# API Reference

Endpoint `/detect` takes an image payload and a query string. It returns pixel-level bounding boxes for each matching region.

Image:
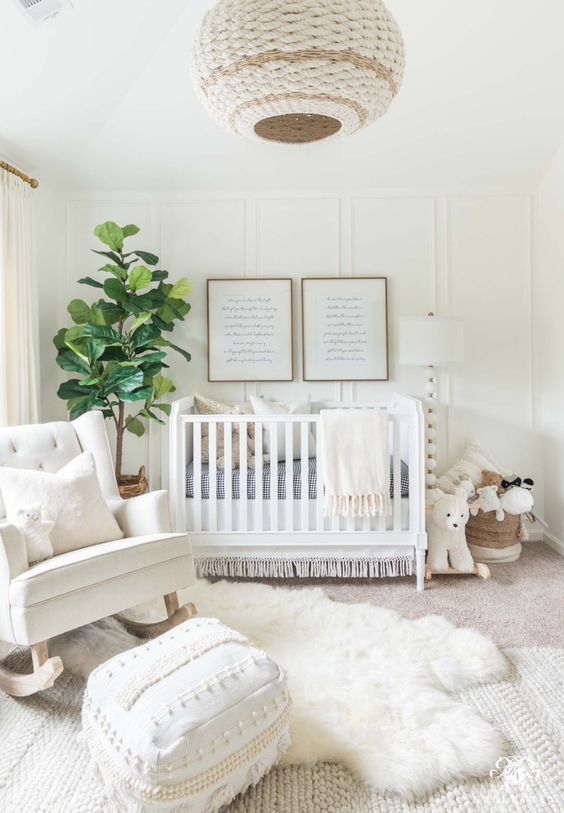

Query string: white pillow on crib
[249,396,316,461]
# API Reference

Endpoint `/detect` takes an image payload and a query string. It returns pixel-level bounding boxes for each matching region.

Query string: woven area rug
[0,648,562,812]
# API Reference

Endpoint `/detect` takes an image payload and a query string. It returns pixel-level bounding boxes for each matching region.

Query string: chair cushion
[10,532,188,607]
[0,421,82,517]
[0,451,123,555]
[82,618,290,812]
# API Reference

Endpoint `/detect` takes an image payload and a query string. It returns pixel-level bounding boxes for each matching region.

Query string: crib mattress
[185,458,409,500]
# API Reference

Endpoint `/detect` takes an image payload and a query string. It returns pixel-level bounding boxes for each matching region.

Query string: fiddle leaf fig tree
[54,221,191,479]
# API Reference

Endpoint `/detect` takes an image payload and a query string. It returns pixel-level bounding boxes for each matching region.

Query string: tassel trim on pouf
[195,554,414,579]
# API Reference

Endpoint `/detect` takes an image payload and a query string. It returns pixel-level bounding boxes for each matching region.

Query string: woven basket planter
[191,0,405,143]
[117,465,148,500]
[466,511,523,563]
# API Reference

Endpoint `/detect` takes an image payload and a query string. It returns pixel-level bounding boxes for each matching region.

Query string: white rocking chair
[0,411,195,697]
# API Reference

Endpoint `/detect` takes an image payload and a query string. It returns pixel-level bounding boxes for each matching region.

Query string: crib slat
[239,420,247,532]
[208,422,217,532]
[393,419,402,531]
[300,421,309,531]
[270,423,278,532]
[285,422,293,531]
[408,416,419,531]
[316,421,324,531]
[223,421,232,531]
[193,423,202,532]
[255,421,263,531]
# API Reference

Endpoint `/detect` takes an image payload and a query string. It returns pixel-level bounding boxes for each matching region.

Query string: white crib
[170,395,427,590]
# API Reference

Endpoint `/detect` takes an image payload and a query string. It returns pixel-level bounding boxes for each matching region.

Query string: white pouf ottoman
[82,617,290,813]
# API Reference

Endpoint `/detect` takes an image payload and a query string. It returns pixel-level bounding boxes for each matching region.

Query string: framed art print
[301,277,388,381]
[207,278,293,382]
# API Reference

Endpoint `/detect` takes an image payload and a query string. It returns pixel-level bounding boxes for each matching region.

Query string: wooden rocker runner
[115,593,198,639]
[425,563,491,581]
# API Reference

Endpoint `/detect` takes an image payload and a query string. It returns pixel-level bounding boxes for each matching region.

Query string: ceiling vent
[14,0,73,25]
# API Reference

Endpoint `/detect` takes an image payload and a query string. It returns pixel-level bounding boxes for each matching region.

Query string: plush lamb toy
[470,485,501,517]
[15,505,54,565]
[426,488,474,573]
[497,485,534,521]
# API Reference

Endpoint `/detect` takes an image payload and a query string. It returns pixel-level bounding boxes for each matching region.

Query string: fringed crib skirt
[196,554,414,580]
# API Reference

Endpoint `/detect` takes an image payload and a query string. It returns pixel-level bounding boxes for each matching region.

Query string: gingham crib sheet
[185,458,409,500]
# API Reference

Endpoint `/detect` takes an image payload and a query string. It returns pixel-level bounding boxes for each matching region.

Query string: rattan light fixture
[190,0,405,144]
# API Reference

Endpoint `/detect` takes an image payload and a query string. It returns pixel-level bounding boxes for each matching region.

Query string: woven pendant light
[191,0,405,144]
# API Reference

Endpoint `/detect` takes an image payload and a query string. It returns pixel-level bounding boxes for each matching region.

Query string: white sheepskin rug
[51,580,508,799]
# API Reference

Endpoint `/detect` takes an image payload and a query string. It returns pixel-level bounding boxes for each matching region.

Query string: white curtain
[0,167,39,425]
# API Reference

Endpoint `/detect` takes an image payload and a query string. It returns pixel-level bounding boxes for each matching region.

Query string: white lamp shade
[398,316,464,366]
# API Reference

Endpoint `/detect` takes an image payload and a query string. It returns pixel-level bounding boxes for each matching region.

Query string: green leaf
[119,385,153,402]
[82,325,123,343]
[135,351,166,363]
[103,278,127,303]
[92,249,124,266]
[104,366,143,394]
[67,299,92,325]
[151,270,169,282]
[68,397,97,420]
[56,349,91,375]
[131,323,161,350]
[53,328,68,350]
[99,263,127,281]
[129,312,152,334]
[78,276,104,289]
[168,342,191,362]
[129,250,159,266]
[169,277,191,299]
[94,221,124,252]
[64,340,89,365]
[96,301,125,324]
[58,379,94,400]
[154,402,172,416]
[121,224,140,238]
[86,304,104,326]
[125,416,145,436]
[151,314,174,332]
[153,375,175,399]
[128,265,152,292]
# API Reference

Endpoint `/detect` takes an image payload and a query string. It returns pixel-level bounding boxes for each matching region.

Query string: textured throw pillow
[249,396,316,461]
[436,442,512,494]
[0,451,124,555]
[194,394,256,468]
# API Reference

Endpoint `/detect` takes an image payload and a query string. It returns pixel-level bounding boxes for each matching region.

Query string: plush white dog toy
[426,488,474,573]
[15,505,54,565]
[470,485,501,517]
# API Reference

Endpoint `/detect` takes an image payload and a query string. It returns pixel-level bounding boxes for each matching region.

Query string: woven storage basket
[117,465,148,500]
[466,511,521,550]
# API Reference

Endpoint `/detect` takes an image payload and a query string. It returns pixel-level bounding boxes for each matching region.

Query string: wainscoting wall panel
[44,192,534,495]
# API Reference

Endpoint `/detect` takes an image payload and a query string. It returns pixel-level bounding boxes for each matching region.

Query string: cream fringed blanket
[321,408,390,518]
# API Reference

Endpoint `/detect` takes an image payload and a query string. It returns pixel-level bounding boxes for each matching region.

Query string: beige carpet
[230,541,564,648]
[0,648,562,812]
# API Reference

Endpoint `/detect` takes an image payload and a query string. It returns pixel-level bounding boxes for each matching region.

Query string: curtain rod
[0,160,39,189]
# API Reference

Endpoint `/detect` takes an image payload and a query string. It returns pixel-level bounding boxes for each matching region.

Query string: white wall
[36,191,535,496]
[534,145,564,554]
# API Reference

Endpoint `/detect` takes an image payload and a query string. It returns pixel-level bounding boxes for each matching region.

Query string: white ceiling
[1,0,564,192]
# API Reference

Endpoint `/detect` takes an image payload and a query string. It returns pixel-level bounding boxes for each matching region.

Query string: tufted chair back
[0,411,120,517]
